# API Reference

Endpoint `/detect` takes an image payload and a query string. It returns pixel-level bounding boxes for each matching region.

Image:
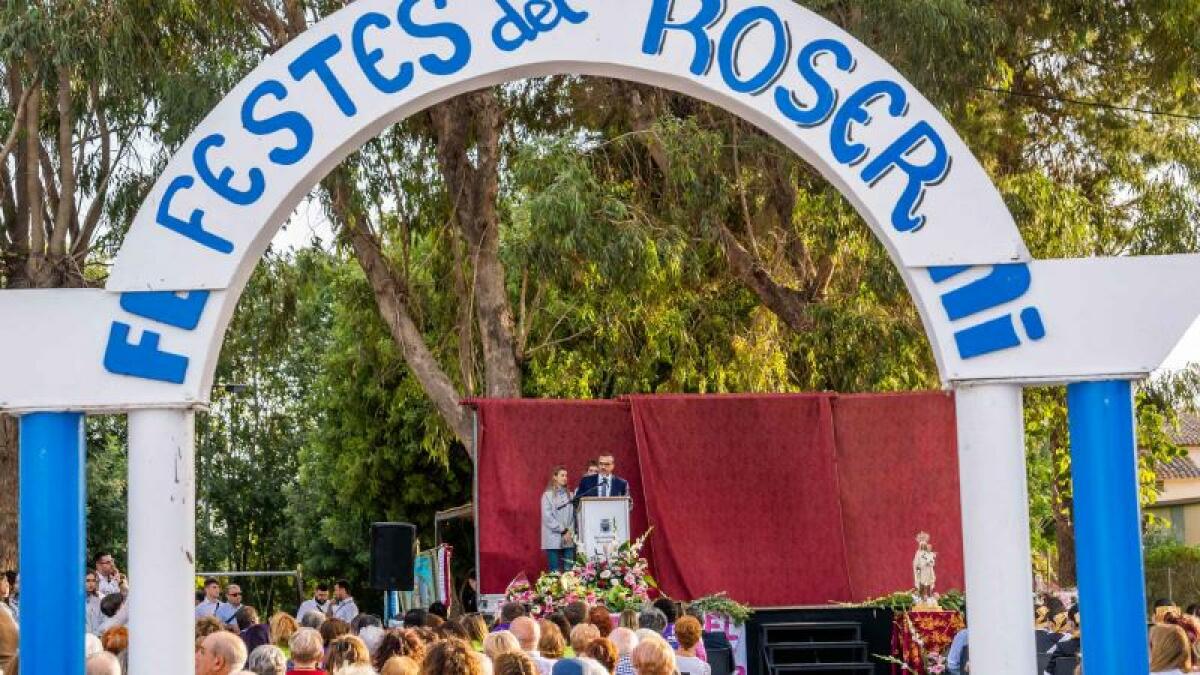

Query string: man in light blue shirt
[194,577,234,621]
[947,625,969,675]
[297,583,331,620]
[330,579,359,622]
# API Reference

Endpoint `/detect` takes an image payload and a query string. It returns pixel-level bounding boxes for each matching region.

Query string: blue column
[1067,380,1148,674]
[19,412,86,675]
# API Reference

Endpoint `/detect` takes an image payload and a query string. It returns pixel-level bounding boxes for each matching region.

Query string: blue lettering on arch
[241,80,313,167]
[399,0,472,76]
[352,12,416,94]
[775,38,855,127]
[194,134,265,206]
[829,80,908,166]
[862,121,951,233]
[928,264,1045,360]
[120,291,211,331]
[641,0,726,76]
[289,34,357,117]
[716,5,790,95]
[156,175,234,254]
[103,324,190,384]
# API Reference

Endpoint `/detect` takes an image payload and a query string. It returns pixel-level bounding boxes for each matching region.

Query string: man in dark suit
[575,454,629,499]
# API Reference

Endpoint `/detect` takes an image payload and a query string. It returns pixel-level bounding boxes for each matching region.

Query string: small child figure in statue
[913,532,940,609]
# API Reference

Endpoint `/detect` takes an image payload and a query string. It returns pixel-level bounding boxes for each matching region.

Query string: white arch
[101,0,1032,399]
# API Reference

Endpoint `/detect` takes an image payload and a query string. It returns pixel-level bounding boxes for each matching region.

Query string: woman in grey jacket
[542,465,576,572]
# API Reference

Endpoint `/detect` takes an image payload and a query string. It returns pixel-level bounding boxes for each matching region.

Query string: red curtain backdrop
[628,394,852,607]
[832,392,965,599]
[472,400,650,594]
[471,393,964,606]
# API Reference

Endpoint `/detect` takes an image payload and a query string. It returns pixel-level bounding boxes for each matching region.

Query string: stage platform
[745,606,895,675]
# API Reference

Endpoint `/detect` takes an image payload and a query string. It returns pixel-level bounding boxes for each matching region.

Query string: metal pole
[1067,380,1148,675]
[954,383,1037,674]
[19,412,85,675]
[128,409,196,675]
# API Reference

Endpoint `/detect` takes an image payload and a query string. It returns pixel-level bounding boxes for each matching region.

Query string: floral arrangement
[506,529,657,616]
[688,592,754,625]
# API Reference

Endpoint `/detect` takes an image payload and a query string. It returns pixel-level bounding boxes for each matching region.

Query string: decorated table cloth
[890,610,965,674]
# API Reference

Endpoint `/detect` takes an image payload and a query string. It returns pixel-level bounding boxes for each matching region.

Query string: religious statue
[913,532,939,609]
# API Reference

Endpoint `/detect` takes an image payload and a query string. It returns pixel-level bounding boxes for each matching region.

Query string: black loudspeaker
[370,522,416,591]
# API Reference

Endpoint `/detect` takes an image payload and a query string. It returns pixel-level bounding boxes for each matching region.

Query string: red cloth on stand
[472,400,650,594]
[628,394,853,606]
[832,393,965,598]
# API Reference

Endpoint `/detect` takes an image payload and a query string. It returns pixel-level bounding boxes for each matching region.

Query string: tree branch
[0,85,31,170]
[50,66,74,256]
[717,222,813,333]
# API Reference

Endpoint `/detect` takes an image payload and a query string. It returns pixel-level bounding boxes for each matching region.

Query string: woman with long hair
[1150,623,1192,674]
[541,465,576,572]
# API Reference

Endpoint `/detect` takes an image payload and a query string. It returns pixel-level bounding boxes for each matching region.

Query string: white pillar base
[128,409,196,675]
[954,383,1036,674]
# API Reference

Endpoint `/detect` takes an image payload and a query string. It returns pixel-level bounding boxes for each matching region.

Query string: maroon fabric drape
[628,394,853,606]
[472,393,964,605]
[833,393,965,599]
[472,400,650,593]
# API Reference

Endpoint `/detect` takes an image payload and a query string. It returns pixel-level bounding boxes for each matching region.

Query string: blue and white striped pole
[1068,380,1148,675]
[19,412,86,675]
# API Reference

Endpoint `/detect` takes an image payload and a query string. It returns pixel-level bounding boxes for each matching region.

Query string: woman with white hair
[288,627,325,674]
[246,644,287,675]
[608,628,639,675]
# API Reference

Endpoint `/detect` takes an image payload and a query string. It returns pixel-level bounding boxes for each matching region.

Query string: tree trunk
[0,414,16,571]
[428,92,522,398]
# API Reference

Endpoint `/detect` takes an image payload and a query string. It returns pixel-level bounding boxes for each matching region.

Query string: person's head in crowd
[462,614,489,645]
[234,605,260,632]
[288,628,325,669]
[597,454,615,477]
[321,618,352,645]
[86,651,122,675]
[631,636,675,675]
[563,601,589,627]
[483,630,522,660]
[511,616,541,652]
[300,610,326,629]
[499,602,526,625]
[412,626,439,646]
[494,651,539,675]
[609,628,638,657]
[326,634,371,672]
[335,666,379,675]
[225,584,243,606]
[425,613,446,629]
[351,613,382,633]
[634,629,665,645]
[586,606,613,637]
[1150,623,1193,672]
[94,552,115,576]
[375,628,424,669]
[583,637,618,674]
[1154,598,1180,625]
[201,577,221,603]
[674,616,702,655]
[334,579,352,601]
[637,608,667,634]
[617,609,638,630]
[195,630,249,675]
[196,616,226,646]
[429,601,449,620]
[546,613,573,646]
[473,651,494,675]
[86,570,99,597]
[100,592,125,618]
[651,599,677,627]
[313,583,331,605]
[683,603,705,624]
[439,620,470,642]
[421,638,484,675]
[382,655,421,675]
[584,459,600,477]
[102,626,129,654]
[403,609,428,628]
[268,612,298,649]
[360,625,386,656]
[569,623,600,656]
[85,633,104,657]
[538,619,566,659]
[246,644,287,675]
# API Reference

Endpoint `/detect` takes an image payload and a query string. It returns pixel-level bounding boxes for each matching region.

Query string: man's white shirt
[194,598,236,623]
[330,597,359,622]
[297,598,329,620]
[96,573,122,596]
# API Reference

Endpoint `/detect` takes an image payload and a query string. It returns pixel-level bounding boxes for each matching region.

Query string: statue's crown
[916,531,931,545]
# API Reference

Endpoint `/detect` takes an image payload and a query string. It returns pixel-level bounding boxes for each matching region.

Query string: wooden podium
[576,497,631,559]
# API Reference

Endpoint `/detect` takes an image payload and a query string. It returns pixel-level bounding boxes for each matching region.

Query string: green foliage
[1145,538,1200,609]
[688,593,754,625]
